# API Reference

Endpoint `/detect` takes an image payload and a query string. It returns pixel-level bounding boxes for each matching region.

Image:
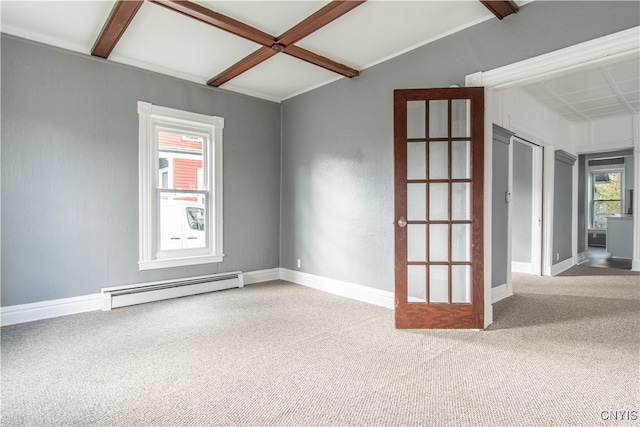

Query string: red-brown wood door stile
[394,88,484,329]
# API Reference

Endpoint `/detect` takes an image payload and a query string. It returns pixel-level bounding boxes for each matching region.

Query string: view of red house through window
[157,131,207,251]
[158,131,204,202]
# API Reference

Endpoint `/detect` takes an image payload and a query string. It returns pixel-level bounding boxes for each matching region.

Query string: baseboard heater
[101,271,243,311]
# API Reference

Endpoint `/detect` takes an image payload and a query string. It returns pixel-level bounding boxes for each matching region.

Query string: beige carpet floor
[2,266,639,426]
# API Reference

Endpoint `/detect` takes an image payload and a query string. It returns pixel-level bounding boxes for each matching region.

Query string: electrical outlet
[297,259,301,269]
[556,253,560,261]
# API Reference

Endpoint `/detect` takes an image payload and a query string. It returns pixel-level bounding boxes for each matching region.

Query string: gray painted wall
[281,1,639,291]
[512,141,534,263]
[1,35,281,306]
[553,151,577,265]
[492,126,513,288]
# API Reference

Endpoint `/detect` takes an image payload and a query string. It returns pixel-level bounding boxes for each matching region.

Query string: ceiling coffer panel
[142,0,364,86]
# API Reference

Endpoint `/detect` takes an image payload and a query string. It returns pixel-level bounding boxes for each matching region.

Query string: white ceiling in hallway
[519,56,640,122]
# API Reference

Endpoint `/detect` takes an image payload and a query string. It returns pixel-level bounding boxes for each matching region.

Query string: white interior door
[511,137,543,275]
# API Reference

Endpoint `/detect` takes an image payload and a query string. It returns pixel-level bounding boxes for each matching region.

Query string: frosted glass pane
[429,100,448,138]
[407,224,426,262]
[429,265,449,303]
[451,141,470,179]
[429,224,448,262]
[407,184,426,221]
[452,224,470,262]
[429,183,449,220]
[407,265,427,303]
[407,142,426,180]
[429,142,448,179]
[452,266,471,303]
[451,183,470,221]
[407,101,426,138]
[452,100,470,138]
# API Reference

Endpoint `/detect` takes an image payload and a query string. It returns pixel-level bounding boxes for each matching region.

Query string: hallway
[584,246,632,270]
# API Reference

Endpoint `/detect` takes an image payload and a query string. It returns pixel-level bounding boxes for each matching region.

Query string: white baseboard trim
[243,268,281,285]
[491,283,513,304]
[550,257,575,276]
[1,294,102,327]
[280,268,394,309]
[511,262,533,274]
[1,268,282,326]
[576,252,589,265]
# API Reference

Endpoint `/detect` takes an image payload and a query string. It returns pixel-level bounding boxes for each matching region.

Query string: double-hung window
[590,170,623,229]
[138,101,224,270]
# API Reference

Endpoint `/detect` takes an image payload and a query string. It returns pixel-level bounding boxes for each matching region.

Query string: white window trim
[138,101,224,270]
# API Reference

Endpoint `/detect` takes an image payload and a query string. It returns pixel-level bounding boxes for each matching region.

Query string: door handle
[170,237,181,240]
[398,217,407,228]
[187,237,197,240]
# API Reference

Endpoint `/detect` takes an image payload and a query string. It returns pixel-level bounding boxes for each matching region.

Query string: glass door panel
[429,224,448,262]
[452,266,471,303]
[407,142,426,180]
[407,184,426,221]
[429,183,449,220]
[451,183,470,221]
[429,266,449,303]
[451,141,470,179]
[407,101,426,138]
[407,224,426,262]
[452,99,470,138]
[429,142,448,179]
[429,100,448,138]
[407,265,427,303]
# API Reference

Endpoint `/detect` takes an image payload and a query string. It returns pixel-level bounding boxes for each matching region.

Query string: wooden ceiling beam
[278,0,367,46]
[91,0,144,58]
[284,45,359,78]
[207,47,278,87]
[480,1,519,20]
[149,0,276,47]
[151,0,364,87]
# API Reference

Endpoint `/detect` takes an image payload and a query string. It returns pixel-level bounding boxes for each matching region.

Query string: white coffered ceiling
[1,0,524,102]
[1,0,638,123]
[520,56,640,122]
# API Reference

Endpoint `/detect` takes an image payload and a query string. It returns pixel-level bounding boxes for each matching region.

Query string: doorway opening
[510,137,544,276]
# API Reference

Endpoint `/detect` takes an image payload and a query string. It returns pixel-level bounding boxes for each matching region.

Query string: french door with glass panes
[394,88,484,329]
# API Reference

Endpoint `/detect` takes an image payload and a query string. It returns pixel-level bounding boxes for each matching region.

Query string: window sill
[139,254,224,271]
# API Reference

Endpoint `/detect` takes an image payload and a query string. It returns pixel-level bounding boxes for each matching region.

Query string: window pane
[592,171,622,228]
[159,192,206,250]
[593,172,621,200]
[158,131,204,190]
